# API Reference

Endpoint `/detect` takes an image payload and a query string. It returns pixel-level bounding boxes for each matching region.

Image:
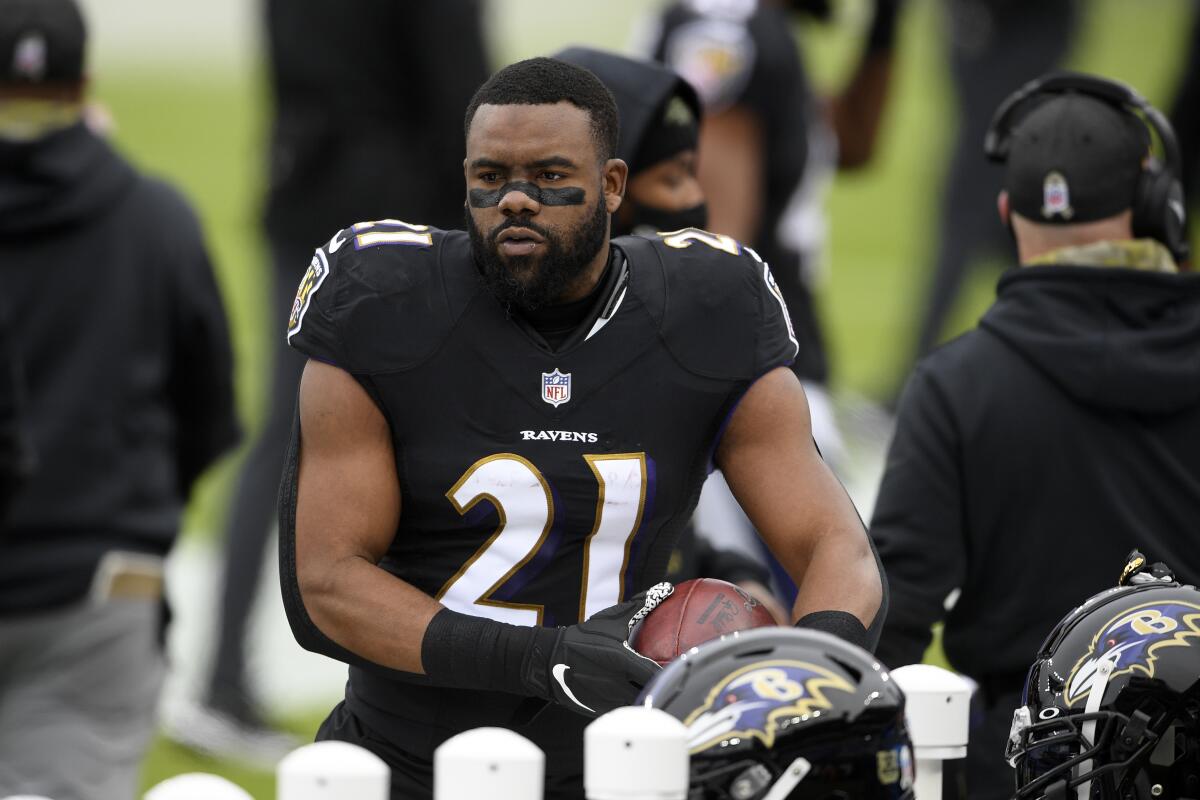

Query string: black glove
[421,582,674,717]
[522,583,673,716]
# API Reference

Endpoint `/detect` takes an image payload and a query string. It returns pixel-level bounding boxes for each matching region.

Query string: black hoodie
[0,124,240,613]
[871,264,1200,680]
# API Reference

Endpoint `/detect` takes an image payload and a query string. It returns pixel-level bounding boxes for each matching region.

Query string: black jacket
[872,265,1200,680]
[0,124,240,613]
[0,304,33,518]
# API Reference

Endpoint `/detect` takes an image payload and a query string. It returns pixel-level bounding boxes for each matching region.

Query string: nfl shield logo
[13,33,47,82]
[542,369,572,408]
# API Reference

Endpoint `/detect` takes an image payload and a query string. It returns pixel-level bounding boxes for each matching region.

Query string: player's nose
[498,185,541,217]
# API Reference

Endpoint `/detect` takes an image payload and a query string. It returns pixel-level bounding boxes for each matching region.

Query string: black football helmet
[638,627,914,800]
[1007,582,1200,799]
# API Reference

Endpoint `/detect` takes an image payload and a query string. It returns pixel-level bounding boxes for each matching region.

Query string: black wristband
[420,608,558,697]
[795,610,871,652]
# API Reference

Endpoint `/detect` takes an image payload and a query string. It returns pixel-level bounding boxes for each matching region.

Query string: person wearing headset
[868,72,1200,799]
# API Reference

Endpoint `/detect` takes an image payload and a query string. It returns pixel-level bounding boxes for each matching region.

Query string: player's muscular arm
[829,0,900,168]
[294,359,440,674]
[716,367,883,638]
[697,106,764,243]
[828,52,894,169]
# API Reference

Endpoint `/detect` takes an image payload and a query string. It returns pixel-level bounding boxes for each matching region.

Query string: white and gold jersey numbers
[439,452,649,626]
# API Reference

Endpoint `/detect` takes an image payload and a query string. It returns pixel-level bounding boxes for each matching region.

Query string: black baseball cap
[0,0,86,85]
[1005,92,1149,224]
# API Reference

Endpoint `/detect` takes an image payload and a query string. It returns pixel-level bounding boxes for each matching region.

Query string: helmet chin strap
[760,757,812,800]
[1077,659,1115,800]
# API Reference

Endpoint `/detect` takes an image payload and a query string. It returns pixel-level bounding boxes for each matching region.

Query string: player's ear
[997,190,1010,227]
[603,158,628,215]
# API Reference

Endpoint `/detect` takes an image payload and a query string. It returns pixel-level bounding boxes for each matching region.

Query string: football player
[279,57,884,799]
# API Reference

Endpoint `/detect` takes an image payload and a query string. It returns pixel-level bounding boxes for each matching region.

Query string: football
[632,577,779,666]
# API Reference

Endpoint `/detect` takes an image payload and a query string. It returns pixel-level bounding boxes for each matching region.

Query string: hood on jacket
[553,46,702,168]
[980,265,1200,415]
[0,122,134,238]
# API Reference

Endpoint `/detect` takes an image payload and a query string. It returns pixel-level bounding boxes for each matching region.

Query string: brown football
[632,577,779,666]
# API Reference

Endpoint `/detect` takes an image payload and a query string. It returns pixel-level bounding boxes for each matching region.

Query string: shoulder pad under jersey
[617,229,798,381]
[660,6,758,111]
[286,222,472,373]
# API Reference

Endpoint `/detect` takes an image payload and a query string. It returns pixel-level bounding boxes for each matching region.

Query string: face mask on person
[622,200,708,238]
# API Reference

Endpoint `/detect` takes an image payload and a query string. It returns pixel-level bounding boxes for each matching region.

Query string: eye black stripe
[468,182,586,208]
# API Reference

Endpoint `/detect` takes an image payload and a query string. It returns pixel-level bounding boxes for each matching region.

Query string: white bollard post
[891,664,973,800]
[144,773,254,800]
[277,741,390,800]
[584,706,690,800]
[434,727,544,800]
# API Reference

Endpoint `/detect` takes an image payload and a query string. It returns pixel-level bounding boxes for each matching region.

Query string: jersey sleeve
[632,230,798,380]
[284,221,448,373]
[658,13,759,113]
[286,243,345,367]
[746,247,801,375]
[656,5,790,118]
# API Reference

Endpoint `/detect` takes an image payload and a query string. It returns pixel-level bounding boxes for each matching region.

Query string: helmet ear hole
[828,655,863,683]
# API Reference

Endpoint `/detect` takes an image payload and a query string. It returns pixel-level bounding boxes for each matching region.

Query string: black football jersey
[650,0,834,382]
[281,220,796,763]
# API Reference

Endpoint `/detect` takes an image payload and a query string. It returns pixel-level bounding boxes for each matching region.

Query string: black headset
[984,71,1190,263]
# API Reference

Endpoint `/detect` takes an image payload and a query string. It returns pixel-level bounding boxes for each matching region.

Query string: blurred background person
[643,0,902,607]
[0,0,240,797]
[647,0,903,468]
[174,0,491,759]
[903,0,1079,388]
[870,73,1200,799]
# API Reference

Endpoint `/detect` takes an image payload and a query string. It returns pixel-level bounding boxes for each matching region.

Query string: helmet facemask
[1008,678,1200,798]
[687,716,915,800]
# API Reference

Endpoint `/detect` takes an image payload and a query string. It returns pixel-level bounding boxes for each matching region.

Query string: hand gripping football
[630,578,778,666]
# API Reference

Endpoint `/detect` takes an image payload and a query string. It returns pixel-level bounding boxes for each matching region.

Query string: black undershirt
[521,252,615,350]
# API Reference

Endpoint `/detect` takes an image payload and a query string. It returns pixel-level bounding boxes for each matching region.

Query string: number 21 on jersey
[439,453,648,626]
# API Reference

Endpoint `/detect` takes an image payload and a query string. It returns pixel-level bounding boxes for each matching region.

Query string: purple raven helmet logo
[682,659,854,754]
[1064,601,1200,707]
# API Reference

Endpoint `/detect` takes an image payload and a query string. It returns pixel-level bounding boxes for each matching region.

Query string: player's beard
[467,197,609,313]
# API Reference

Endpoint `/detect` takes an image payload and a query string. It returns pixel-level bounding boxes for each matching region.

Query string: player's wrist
[794,610,870,651]
[420,607,558,698]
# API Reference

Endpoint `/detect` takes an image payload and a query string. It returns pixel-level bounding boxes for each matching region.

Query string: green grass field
[80,0,1195,794]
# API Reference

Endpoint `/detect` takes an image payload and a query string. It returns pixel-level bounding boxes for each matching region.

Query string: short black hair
[464,57,620,162]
